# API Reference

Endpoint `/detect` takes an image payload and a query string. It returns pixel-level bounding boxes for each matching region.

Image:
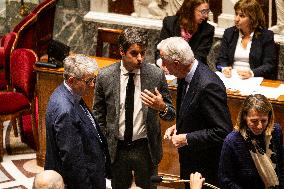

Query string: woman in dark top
[219,94,284,188]
[156,0,214,66]
[216,0,277,80]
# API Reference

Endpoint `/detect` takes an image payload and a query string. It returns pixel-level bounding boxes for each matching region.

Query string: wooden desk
[34,57,116,166]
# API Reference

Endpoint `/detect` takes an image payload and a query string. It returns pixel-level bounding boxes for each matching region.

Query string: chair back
[96,27,122,59]
[12,13,37,52]
[32,0,57,57]
[10,48,38,99]
[0,32,17,82]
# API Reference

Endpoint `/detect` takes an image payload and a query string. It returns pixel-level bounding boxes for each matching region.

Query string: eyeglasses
[79,77,96,85]
[197,9,210,16]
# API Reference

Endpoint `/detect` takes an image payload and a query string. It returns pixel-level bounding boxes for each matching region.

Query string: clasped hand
[222,66,253,79]
[163,124,188,148]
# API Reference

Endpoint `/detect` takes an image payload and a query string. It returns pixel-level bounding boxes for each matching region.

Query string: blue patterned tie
[80,99,102,143]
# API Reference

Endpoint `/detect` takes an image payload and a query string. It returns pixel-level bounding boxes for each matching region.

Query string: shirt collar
[64,80,81,102]
[239,31,254,39]
[185,59,198,84]
[120,60,140,75]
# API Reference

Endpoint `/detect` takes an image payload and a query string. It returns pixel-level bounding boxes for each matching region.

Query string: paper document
[215,71,263,93]
[166,74,177,86]
[216,71,284,99]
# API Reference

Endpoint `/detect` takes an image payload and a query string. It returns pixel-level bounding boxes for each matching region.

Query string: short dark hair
[118,28,148,53]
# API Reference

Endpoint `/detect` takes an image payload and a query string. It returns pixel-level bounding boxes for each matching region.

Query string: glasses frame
[197,9,210,16]
[78,77,96,85]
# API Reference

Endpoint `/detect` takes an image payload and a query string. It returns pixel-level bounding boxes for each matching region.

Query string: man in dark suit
[93,28,175,189]
[45,54,110,189]
[159,37,232,188]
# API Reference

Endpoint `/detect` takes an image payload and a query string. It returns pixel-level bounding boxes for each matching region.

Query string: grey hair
[63,54,99,80]
[157,37,195,65]
[32,170,64,189]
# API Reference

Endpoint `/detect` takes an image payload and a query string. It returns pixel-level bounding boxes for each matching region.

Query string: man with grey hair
[93,28,175,189]
[160,37,232,188]
[32,170,64,189]
[45,54,110,189]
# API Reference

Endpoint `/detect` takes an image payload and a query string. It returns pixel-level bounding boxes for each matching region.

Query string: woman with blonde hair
[216,0,277,80]
[219,94,284,188]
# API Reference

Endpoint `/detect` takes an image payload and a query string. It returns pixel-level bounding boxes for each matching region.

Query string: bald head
[33,170,64,189]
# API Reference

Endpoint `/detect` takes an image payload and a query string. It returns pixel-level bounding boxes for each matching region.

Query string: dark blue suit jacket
[219,124,284,189]
[216,26,277,79]
[45,83,110,189]
[176,62,232,186]
[156,15,215,65]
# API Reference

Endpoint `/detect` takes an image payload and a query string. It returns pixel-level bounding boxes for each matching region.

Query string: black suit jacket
[45,83,110,189]
[216,26,277,79]
[176,62,232,185]
[156,15,215,65]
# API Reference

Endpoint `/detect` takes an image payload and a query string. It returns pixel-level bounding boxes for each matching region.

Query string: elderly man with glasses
[45,54,110,189]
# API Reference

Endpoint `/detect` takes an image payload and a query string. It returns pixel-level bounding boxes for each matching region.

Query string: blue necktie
[80,99,102,143]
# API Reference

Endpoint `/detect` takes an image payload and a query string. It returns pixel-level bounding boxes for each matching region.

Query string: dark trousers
[111,138,157,189]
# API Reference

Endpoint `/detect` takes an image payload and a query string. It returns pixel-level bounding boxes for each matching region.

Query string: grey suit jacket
[93,62,175,165]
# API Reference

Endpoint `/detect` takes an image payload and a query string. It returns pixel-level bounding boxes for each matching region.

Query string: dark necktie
[181,79,188,102]
[79,99,102,143]
[124,73,135,142]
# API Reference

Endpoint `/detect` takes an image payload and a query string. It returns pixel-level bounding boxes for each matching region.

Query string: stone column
[217,0,237,28]
[269,0,284,34]
[91,0,108,12]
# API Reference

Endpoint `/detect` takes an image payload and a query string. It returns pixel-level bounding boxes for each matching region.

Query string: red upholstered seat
[0,92,29,113]
[0,47,3,69]
[0,72,7,90]
[0,48,38,161]
[0,32,17,90]
[0,47,5,89]
[2,32,17,66]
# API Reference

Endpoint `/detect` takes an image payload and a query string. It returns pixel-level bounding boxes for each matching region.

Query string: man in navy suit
[45,54,110,189]
[159,37,232,188]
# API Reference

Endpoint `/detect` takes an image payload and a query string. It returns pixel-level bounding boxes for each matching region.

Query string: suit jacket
[45,83,110,189]
[176,62,232,185]
[93,62,175,166]
[156,15,215,65]
[216,26,277,79]
[219,124,284,189]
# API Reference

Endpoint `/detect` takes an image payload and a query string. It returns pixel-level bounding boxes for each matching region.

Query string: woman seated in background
[156,0,214,66]
[216,0,277,80]
[219,94,284,188]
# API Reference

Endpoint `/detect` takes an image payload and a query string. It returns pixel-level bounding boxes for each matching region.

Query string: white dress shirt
[118,61,147,141]
[233,32,254,71]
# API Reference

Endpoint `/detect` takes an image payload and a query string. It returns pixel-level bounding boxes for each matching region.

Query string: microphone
[151,175,180,183]
[150,175,220,189]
